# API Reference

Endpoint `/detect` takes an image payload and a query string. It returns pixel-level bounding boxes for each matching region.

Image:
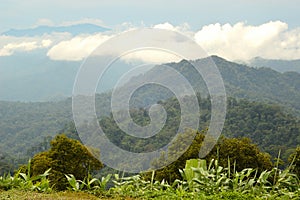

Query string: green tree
[289,146,300,177]
[149,129,273,183]
[210,137,273,173]
[0,153,14,175]
[149,129,206,183]
[30,134,103,190]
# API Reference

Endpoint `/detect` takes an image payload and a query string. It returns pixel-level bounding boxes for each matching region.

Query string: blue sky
[1,0,300,61]
[1,0,300,31]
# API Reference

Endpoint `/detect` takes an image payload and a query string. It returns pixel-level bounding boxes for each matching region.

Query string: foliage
[1,157,300,199]
[29,134,103,190]
[224,98,300,162]
[149,129,273,183]
[210,137,273,173]
[1,93,299,175]
[89,158,299,199]
[1,56,300,174]
[97,95,300,168]
[289,146,300,177]
[149,129,205,183]
[175,158,300,199]
[0,153,14,175]
[0,160,52,192]
[0,93,109,172]
[65,173,111,193]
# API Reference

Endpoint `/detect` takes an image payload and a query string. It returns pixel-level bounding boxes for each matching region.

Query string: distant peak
[210,55,229,62]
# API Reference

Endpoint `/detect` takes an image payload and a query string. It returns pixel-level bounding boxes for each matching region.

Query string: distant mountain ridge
[249,57,300,73]
[1,23,110,36]
[0,55,300,170]
[213,56,300,114]
[0,52,80,101]
[0,52,134,101]
[0,55,299,113]
[124,56,300,115]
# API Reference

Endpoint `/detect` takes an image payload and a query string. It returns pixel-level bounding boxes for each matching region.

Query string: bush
[29,134,103,190]
[289,146,300,177]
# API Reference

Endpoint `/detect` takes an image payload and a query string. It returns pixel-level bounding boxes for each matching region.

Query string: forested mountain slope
[1,56,299,172]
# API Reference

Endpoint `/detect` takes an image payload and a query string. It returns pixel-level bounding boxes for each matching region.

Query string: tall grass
[1,158,299,199]
[0,160,52,192]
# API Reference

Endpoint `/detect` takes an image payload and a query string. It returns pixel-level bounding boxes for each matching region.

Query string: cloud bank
[0,36,52,56]
[1,20,300,62]
[47,34,112,61]
[194,21,300,60]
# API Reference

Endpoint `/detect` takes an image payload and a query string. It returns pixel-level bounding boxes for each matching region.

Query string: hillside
[213,56,300,115]
[1,96,299,173]
[124,56,300,115]
[97,96,299,160]
[0,53,139,101]
[0,56,299,172]
[249,57,300,73]
[1,55,299,105]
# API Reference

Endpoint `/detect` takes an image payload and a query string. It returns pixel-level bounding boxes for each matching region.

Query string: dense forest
[0,56,299,199]
[97,96,300,163]
[0,56,299,175]
[1,95,298,174]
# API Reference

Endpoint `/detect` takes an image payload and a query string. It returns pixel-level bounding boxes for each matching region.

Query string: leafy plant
[0,160,52,192]
[65,173,112,194]
[175,158,300,198]
[0,173,22,191]
[65,174,85,192]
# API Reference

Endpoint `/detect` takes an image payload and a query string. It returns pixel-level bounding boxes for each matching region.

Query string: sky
[1,0,300,61]
[2,0,300,31]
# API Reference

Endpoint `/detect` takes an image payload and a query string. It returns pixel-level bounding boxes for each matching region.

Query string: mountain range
[0,54,300,103]
[248,57,300,73]
[1,23,110,37]
[0,55,299,158]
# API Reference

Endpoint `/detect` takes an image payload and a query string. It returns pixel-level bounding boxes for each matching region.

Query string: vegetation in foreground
[0,157,299,199]
[0,134,299,199]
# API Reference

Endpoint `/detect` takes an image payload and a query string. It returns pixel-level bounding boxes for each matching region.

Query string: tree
[149,129,205,183]
[289,146,300,177]
[210,137,273,173]
[148,129,273,183]
[30,134,103,190]
[0,153,14,175]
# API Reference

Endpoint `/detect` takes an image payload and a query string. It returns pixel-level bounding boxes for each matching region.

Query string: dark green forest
[0,56,300,199]
[0,56,299,176]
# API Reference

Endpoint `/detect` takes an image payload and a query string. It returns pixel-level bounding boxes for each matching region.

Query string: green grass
[0,190,100,200]
[0,190,265,200]
[0,190,139,200]
[0,188,297,200]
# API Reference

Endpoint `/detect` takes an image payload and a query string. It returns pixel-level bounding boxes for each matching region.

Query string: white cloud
[46,25,199,63]
[153,22,191,33]
[47,33,112,61]
[121,49,182,64]
[2,20,300,62]
[154,22,177,31]
[0,41,38,56]
[0,39,53,56]
[0,32,72,57]
[194,21,300,60]
[41,39,52,47]
[45,21,300,62]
